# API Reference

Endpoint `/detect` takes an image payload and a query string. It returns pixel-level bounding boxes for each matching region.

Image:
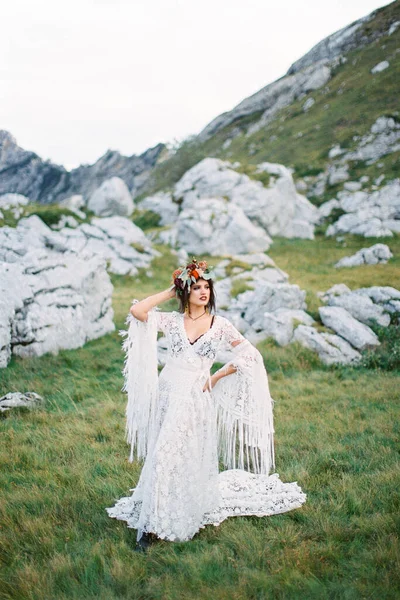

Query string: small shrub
[0,209,19,228]
[295,165,325,178]
[315,207,347,234]
[360,319,400,371]
[132,243,145,254]
[132,209,161,230]
[24,204,81,227]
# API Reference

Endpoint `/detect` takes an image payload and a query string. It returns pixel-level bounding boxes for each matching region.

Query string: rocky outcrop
[212,259,397,365]
[321,179,400,237]
[0,130,165,205]
[0,253,115,368]
[334,244,393,268]
[309,114,400,209]
[0,193,30,221]
[214,259,308,345]
[291,283,399,364]
[342,116,400,165]
[198,61,333,141]
[0,210,159,366]
[287,12,374,75]
[320,284,399,323]
[154,158,318,244]
[0,214,155,276]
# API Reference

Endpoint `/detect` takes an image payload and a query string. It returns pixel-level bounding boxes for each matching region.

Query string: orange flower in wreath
[172,269,183,279]
[190,269,199,279]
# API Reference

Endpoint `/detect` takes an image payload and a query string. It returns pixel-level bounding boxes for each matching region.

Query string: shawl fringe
[213,340,275,475]
[121,303,159,462]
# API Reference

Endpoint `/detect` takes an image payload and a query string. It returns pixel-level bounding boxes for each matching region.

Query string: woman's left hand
[203,373,219,392]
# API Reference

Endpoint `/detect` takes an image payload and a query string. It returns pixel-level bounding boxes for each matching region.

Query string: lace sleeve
[220,317,246,347]
[155,310,174,334]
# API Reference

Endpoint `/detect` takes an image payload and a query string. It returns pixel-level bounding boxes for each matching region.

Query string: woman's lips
[200,296,207,300]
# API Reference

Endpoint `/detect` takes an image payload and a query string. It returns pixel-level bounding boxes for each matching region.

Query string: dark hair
[177,277,216,314]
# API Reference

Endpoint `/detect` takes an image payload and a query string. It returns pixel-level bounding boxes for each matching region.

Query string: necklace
[186,310,207,321]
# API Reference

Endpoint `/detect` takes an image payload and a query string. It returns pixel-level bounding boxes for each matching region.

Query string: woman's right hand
[130,288,176,321]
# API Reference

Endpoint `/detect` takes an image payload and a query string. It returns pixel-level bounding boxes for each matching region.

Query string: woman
[106,258,306,550]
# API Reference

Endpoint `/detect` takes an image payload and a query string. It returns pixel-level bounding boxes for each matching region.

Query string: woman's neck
[187,305,207,319]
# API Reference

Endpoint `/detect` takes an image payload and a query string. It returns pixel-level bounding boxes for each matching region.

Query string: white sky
[1,0,392,170]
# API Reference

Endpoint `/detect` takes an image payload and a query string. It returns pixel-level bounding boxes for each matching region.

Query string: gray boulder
[140,192,179,225]
[371,60,389,74]
[176,198,272,255]
[325,292,390,327]
[334,244,393,268]
[232,282,307,329]
[293,325,361,365]
[232,253,276,267]
[52,215,79,230]
[319,306,380,350]
[0,254,114,367]
[328,164,349,186]
[87,177,134,217]
[0,392,44,412]
[260,309,315,346]
[0,193,30,210]
[59,195,86,218]
[354,286,400,315]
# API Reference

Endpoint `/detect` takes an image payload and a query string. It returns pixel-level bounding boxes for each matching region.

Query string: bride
[106,258,306,550]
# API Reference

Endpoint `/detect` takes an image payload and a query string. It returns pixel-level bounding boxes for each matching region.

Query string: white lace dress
[106,310,306,542]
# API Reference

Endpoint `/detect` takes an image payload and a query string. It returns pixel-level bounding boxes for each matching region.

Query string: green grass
[1,234,400,599]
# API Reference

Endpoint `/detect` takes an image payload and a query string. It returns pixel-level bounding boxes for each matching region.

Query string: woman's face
[189,278,210,308]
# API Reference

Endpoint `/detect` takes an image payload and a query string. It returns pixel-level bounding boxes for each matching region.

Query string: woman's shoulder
[213,314,233,328]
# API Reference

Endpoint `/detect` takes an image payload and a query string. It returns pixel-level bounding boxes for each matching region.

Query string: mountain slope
[148,1,400,203]
[0,130,166,205]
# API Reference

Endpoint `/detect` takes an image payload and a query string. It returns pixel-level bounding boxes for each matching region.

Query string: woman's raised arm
[130,288,176,322]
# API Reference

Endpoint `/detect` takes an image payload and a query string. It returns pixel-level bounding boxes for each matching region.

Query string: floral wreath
[172,257,213,296]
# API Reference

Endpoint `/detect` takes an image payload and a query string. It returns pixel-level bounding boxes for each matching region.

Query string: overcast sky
[1,0,392,170]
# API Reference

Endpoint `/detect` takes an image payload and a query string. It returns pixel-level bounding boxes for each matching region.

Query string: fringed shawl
[213,340,275,475]
[121,308,275,475]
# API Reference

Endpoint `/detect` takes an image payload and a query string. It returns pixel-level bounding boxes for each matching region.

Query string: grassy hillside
[146,1,400,204]
[1,234,399,600]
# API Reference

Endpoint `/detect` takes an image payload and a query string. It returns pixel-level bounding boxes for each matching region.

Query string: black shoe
[134,532,154,553]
